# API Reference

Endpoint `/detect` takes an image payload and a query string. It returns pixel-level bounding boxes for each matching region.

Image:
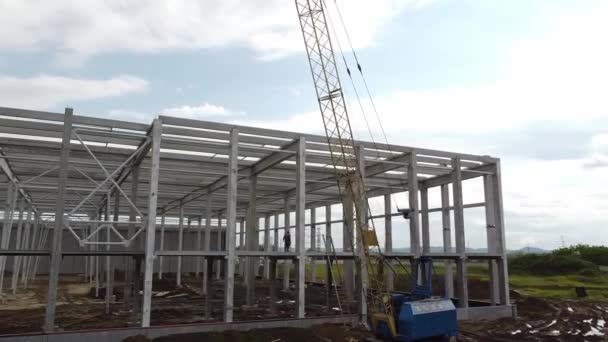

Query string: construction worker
[283,230,291,252]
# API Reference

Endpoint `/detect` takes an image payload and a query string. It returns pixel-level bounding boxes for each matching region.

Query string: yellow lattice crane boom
[294,0,397,336]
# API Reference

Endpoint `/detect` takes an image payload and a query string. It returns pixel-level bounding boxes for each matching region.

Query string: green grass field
[304,261,608,300]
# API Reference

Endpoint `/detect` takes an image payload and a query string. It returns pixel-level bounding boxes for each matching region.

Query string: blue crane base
[376,296,458,341]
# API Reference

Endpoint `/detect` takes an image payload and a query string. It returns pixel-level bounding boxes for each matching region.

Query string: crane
[294,0,397,336]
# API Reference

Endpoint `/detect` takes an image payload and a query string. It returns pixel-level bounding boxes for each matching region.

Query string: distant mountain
[509,247,550,255]
[330,246,550,254]
[389,247,489,253]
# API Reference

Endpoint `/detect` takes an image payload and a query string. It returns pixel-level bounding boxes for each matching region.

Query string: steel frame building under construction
[0,106,514,341]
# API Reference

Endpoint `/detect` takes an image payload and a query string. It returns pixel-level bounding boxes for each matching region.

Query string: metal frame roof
[0,106,498,221]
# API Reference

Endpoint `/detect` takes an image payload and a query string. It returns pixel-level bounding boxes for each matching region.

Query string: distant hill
[509,247,550,255]
[390,246,550,254]
[331,246,550,254]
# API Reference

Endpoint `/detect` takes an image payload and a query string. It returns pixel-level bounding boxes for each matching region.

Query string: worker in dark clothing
[283,230,291,252]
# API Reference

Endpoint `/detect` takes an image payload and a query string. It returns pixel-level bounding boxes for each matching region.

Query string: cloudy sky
[0,0,606,250]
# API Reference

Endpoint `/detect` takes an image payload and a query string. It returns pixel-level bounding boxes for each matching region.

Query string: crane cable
[323,0,414,284]
[328,0,410,212]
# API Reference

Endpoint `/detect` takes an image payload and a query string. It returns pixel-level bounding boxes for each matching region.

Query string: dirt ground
[122,297,608,342]
[459,296,608,341]
[2,274,607,341]
[0,273,352,334]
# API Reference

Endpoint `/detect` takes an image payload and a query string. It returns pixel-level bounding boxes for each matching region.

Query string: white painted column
[408,151,421,258]
[141,118,162,328]
[124,164,139,309]
[15,205,33,292]
[384,194,393,291]
[283,196,291,290]
[23,214,40,287]
[245,175,258,305]
[310,207,316,283]
[223,128,239,322]
[421,187,430,254]
[492,161,510,305]
[263,213,271,279]
[238,217,245,278]
[10,198,26,295]
[215,211,223,280]
[17,205,33,289]
[324,204,332,306]
[158,210,165,279]
[273,214,279,252]
[295,137,306,318]
[342,187,354,303]
[44,107,73,332]
[354,145,368,320]
[441,184,454,298]
[104,193,112,315]
[196,217,202,277]
[203,194,212,295]
[176,203,184,287]
[484,175,500,305]
[452,157,468,308]
[0,182,16,295]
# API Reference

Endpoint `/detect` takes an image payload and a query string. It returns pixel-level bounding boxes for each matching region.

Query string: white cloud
[106,109,153,123]
[583,133,608,169]
[0,74,148,109]
[253,1,608,149]
[160,103,238,119]
[228,2,608,250]
[0,0,432,63]
[288,87,303,97]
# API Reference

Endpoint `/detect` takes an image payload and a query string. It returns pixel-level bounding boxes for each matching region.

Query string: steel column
[295,137,306,318]
[203,194,212,295]
[492,161,510,305]
[196,217,202,277]
[177,203,184,287]
[384,194,393,291]
[245,174,257,305]
[441,184,454,298]
[124,163,140,309]
[408,152,421,257]
[158,210,165,279]
[263,213,271,279]
[10,198,26,295]
[44,107,73,332]
[283,195,291,290]
[484,175,500,305]
[310,207,316,283]
[452,157,468,308]
[223,128,238,322]
[141,118,162,327]
[421,187,430,254]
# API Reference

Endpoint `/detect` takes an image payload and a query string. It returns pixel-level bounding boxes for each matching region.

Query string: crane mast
[294,0,394,329]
